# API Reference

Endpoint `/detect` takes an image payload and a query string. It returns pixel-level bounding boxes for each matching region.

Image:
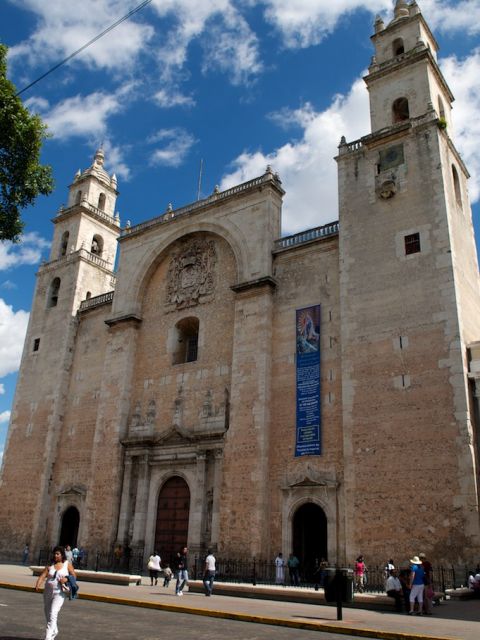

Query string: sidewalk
[1,564,479,640]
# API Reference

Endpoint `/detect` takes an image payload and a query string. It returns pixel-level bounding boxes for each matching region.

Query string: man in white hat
[408,556,425,615]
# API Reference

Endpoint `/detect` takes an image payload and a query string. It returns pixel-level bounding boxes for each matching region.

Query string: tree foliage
[0,44,53,242]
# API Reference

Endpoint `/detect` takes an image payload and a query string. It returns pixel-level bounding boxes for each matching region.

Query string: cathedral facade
[1,1,480,566]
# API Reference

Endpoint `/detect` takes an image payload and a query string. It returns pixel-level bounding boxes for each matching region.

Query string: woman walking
[147,551,161,586]
[35,546,76,640]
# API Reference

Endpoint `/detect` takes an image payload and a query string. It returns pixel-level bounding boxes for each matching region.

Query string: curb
[0,582,458,640]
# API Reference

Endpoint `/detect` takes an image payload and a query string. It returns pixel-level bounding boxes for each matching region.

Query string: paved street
[0,589,371,640]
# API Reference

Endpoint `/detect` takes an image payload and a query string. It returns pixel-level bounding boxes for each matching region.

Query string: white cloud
[221,77,370,234]
[38,86,134,141]
[150,128,197,167]
[0,384,4,395]
[8,0,154,73]
[420,1,480,35]
[102,140,131,182]
[0,299,29,378]
[0,411,10,424]
[0,232,50,271]
[441,48,480,203]
[260,0,391,48]
[154,89,196,109]
[0,281,17,290]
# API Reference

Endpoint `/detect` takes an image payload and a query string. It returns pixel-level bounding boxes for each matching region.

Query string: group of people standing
[384,553,434,615]
[147,546,216,597]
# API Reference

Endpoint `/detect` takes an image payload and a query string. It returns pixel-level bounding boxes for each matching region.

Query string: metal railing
[31,550,475,592]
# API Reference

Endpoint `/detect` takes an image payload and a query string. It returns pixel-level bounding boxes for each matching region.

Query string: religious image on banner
[296,308,320,354]
[295,305,321,457]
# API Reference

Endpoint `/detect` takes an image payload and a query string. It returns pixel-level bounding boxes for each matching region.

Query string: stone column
[131,454,150,548]
[116,456,133,544]
[211,450,223,547]
[190,452,207,551]
[219,278,275,556]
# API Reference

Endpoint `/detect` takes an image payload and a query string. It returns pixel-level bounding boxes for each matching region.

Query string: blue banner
[295,305,321,457]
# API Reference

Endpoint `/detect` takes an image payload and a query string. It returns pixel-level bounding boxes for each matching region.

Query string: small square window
[404,233,421,255]
[33,338,40,352]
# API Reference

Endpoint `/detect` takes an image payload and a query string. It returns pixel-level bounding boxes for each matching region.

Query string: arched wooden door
[59,506,80,548]
[155,476,190,564]
[292,503,327,581]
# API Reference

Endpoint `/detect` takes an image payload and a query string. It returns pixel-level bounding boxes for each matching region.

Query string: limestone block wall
[44,303,111,546]
[338,121,479,562]
[269,238,344,562]
[128,232,236,439]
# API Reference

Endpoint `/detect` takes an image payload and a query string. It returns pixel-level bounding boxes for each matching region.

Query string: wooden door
[154,476,190,564]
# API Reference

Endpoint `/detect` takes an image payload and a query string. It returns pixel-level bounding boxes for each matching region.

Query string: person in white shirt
[385,569,403,612]
[203,549,216,596]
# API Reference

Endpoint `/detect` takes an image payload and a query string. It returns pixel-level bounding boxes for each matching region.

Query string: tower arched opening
[48,278,61,308]
[392,97,410,123]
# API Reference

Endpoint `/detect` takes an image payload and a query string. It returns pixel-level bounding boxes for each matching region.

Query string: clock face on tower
[378,144,405,173]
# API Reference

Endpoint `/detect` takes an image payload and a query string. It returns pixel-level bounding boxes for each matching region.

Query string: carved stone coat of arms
[166,239,217,309]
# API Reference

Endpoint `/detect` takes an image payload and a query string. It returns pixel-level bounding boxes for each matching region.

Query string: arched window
[85,291,92,300]
[392,38,405,56]
[173,317,199,364]
[60,231,69,256]
[392,97,410,123]
[75,190,82,205]
[452,165,462,208]
[48,278,61,308]
[91,234,103,256]
[98,193,106,210]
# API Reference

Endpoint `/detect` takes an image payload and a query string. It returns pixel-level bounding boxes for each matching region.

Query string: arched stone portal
[292,503,327,581]
[59,506,80,547]
[155,476,190,564]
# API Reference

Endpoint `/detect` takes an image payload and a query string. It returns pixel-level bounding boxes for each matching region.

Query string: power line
[16,0,153,96]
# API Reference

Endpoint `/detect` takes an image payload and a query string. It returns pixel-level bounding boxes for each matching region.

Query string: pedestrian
[399,568,411,612]
[147,550,161,586]
[113,544,123,572]
[35,545,76,640]
[419,552,433,614]
[22,544,29,565]
[163,564,173,587]
[354,555,367,593]
[203,548,216,596]
[175,546,189,596]
[72,546,79,568]
[287,553,300,586]
[65,545,73,564]
[385,569,403,612]
[274,552,285,585]
[408,555,425,615]
[384,558,395,579]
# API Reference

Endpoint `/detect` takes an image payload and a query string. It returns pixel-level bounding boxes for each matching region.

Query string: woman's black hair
[51,545,66,562]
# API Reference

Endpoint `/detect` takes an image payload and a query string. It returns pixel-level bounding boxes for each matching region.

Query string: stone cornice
[119,171,285,242]
[104,313,142,328]
[231,276,277,294]
[365,46,454,104]
[53,202,120,232]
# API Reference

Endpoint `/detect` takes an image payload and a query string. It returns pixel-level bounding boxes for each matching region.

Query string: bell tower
[366,0,453,133]
[0,150,120,557]
[337,0,480,561]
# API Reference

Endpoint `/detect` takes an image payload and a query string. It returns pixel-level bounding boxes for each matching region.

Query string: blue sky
[1,0,480,460]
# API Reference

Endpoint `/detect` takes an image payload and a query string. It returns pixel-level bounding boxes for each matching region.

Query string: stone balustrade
[274,222,339,250]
